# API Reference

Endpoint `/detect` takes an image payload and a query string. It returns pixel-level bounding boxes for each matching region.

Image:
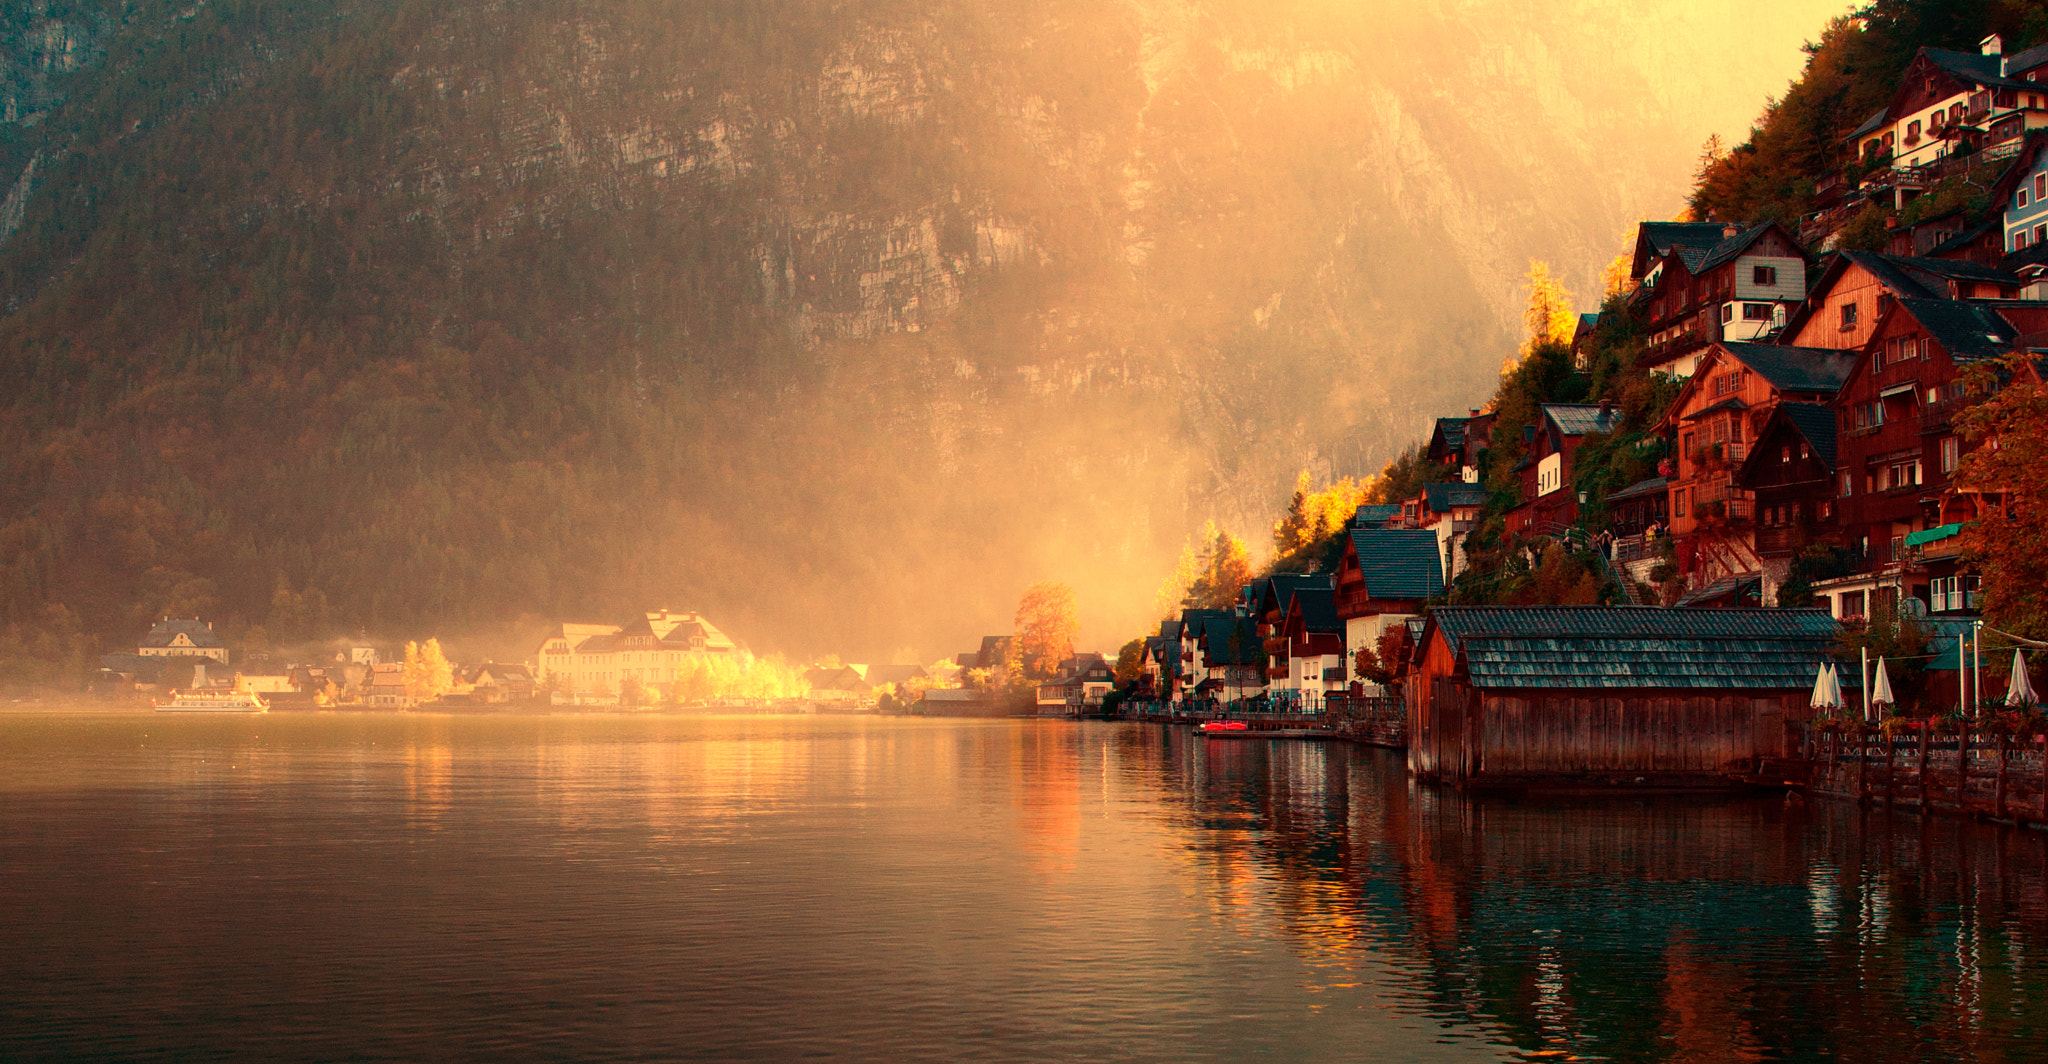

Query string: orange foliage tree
[1956,356,2048,638]
[1014,581,1079,680]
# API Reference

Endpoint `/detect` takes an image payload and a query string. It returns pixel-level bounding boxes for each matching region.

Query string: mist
[0,0,1852,665]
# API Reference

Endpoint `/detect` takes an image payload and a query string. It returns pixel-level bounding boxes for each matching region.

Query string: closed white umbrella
[1871,657,1895,712]
[2007,649,2038,708]
[1810,663,1841,710]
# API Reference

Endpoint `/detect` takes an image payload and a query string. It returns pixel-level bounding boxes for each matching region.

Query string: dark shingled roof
[1428,607,1840,690]
[141,618,226,650]
[1693,223,1776,274]
[1641,222,1732,259]
[1847,107,1888,140]
[1350,529,1445,600]
[1287,587,1342,634]
[1543,404,1622,437]
[1923,47,2028,89]
[1896,297,2017,361]
[1674,572,1763,608]
[1431,416,1471,454]
[1353,504,1402,528]
[1777,402,1839,468]
[1720,343,1858,395]
[1424,482,1489,511]
[1200,616,1263,666]
[1890,253,2023,288]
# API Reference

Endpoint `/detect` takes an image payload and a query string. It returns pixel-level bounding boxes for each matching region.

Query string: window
[1941,435,1960,473]
[1780,445,1793,464]
[2036,222,2045,244]
[1821,500,1835,520]
[1841,471,1854,497]
[2018,229,2032,252]
[1891,535,1907,561]
[1753,265,1776,286]
[1800,442,1811,461]
[1853,401,1884,429]
[1840,301,1858,328]
[2037,174,2046,200]
[1952,102,1967,123]
[1743,302,1773,320]
[1907,119,1922,144]
[1721,303,1733,323]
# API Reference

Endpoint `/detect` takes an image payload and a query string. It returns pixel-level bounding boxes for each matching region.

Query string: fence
[1806,724,2048,825]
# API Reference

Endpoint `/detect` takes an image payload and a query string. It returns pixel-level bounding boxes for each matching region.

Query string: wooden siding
[1413,688,1801,787]
[1784,261,1894,351]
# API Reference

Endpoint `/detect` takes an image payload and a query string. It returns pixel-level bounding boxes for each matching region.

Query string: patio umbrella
[2006,649,2039,708]
[1810,663,1841,710]
[1871,657,1895,712]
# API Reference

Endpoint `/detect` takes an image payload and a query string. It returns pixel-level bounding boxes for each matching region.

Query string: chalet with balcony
[1867,40,2048,175]
[1334,528,1443,692]
[1781,251,2024,351]
[1735,402,1844,597]
[1273,586,1346,704]
[1246,573,1333,684]
[1505,402,1622,536]
[1836,298,2048,581]
[1636,223,1808,376]
[1660,343,1857,540]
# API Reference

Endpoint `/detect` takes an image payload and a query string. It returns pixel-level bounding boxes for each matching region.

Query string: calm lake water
[3,712,2045,1062]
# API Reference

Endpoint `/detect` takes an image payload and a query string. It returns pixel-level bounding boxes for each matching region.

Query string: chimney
[1468,408,1480,417]
[1599,398,1614,418]
[1983,33,2003,57]
[1722,222,1740,239]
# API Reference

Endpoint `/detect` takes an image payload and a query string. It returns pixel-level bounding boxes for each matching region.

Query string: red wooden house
[1503,402,1621,537]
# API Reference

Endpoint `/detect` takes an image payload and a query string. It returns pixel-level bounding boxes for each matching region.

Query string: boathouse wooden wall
[1412,683,1802,786]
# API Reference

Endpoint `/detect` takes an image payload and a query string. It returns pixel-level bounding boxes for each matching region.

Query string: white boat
[155,690,269,713]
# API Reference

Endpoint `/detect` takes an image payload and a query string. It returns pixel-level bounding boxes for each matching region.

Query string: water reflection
[1121,728,2048,1062]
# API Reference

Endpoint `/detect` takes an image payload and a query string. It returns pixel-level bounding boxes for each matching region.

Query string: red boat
[1199,720,1248,733]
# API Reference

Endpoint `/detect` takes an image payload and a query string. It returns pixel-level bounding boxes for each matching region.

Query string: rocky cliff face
[0,0,1833,655]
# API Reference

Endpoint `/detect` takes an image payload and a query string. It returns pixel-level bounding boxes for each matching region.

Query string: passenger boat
[154,690,269,713]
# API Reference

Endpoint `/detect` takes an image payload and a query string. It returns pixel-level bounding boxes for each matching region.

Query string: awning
[1904,522,1967,548]
[1879,383,1916,398]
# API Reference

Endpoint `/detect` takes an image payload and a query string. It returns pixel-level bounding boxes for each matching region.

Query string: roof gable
[1717,342,1858,395]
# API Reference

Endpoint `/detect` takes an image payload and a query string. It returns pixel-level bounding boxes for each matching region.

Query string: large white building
[534,610,737,695]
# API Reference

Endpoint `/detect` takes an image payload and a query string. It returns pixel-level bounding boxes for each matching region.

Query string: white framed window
[1940,436,1960,473]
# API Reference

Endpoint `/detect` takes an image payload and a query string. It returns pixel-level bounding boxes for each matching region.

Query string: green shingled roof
[1351,529,1445,599]
[1428,606,1840,690]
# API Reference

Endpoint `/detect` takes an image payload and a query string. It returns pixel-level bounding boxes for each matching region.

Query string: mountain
[0,0,1840,663]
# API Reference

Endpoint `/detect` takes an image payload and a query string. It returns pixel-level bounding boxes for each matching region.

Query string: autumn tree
[1014,581,1079,680]
[1274,471,1372,557]
[1956,355,2048,638]
[1113,637,1146,687]
[403,637,455,700]
[1521,260,1576,358]
[1182,525,1256,610]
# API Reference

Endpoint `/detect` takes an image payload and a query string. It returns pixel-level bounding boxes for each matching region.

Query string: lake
[2,712,2043,1061]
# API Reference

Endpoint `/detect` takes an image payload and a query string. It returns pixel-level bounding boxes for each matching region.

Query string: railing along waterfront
[1326,693,1405,748]
[1804,722,2048,825]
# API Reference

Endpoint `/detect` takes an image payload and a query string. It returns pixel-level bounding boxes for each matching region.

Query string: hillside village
[1126,32,2048,723]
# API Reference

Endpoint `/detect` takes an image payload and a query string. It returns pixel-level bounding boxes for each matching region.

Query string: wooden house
[1735,402,1844,593]
[1426,412,1491,484]
[1505,403,1622,536]
[1635,223,1809,376]
[1657,343,1857,597]
[1335,529,1443,692]
[1193,614,1265,703]
[1416,482,1488,580]
[1405,607,1839,789]
[1245,574,1333,687]
[1275,586,1346,703]
[1866,41,2048,173]
[1779,250,2022,351]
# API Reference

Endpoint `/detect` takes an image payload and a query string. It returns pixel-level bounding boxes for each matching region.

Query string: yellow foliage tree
[1274,470,1371,555]
[403,638,454,700]
[1184,525,1256,610]
[1521,260,1576,357]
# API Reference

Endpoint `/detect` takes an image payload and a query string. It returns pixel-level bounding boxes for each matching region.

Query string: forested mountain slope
[0,0,1833,662]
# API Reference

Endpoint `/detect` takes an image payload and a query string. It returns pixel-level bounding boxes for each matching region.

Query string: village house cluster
[1129,37,2048,726]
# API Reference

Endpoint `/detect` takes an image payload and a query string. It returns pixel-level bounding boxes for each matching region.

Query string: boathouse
[1407,607,1840,788]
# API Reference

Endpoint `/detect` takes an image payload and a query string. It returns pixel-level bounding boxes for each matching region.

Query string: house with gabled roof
[1426,412,1492,484]
[1406,607,1840,789]
[1334,528,1442,694]
[1779,250,2022,352]
[1192,614,1265,704]
[1736,401,1844,602]
[1822,297,2048,620]
[1657,342,1856,554]
[1414,482,1488,580]
[1245,573,1332,686]
[137,618,230,663]
[1173,608,1234,702]
[1504,402,1622,537]
[1635,222,1809,376]
[1886,42,2048,170]
[1272,586,1345,704]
